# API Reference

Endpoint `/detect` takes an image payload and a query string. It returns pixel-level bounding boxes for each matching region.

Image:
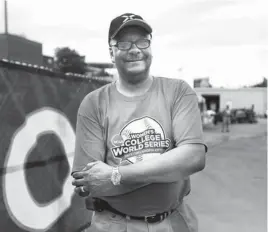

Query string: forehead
[115,26,149,40]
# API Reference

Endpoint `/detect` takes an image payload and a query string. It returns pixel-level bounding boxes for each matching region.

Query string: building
[0,33,55,69]
[0,34,117,79]
[195,87,267,116]
[0,34,43,65]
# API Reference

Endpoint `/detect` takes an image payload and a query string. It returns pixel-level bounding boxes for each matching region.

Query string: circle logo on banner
[3,107,75,231]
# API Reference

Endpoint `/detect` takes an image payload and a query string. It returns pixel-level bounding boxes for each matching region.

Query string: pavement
[203,118,267,147]
[186,118,267,232]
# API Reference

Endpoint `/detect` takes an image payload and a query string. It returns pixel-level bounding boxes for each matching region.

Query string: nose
[128,43,141,54]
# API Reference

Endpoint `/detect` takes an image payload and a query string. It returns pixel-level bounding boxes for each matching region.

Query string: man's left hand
[72,161,114,197]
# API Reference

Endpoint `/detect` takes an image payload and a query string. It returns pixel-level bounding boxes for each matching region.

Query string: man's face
[110,26,152,83]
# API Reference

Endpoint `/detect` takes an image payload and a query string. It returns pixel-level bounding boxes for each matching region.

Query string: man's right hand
[72,166,91,197]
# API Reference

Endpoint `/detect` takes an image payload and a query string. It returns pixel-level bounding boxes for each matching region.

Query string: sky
[0,0,267,88]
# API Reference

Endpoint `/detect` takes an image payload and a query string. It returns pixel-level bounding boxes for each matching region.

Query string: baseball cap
[108,13,152,44]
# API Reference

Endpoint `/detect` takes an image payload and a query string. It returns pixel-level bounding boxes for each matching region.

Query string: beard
[117,55,152,84]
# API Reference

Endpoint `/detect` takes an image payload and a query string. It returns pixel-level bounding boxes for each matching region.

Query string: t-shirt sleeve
[172,80,208,152]
[71,94,106,174]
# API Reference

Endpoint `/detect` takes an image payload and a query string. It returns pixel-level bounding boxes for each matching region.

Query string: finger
[72,178,85,187]
[74,187,90,197]
[74,187,81,194]
[82,165,91,171]
[85,161,99,170]
[72,171,87,179]
[74,186,89,193]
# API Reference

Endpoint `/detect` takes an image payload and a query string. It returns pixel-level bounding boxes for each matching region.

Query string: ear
[109,47,115,63]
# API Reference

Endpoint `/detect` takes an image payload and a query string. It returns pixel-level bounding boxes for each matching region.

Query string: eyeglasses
[111,39,151,51]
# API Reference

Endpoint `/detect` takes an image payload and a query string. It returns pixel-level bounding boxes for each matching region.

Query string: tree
[54,47,87,74]
[252,77,267,87]
[250,77,267,88]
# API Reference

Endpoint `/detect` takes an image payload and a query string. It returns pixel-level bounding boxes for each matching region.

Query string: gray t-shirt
[72,76,207,216]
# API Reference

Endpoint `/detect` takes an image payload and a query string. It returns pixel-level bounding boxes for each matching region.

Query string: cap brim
[111,19,152,39]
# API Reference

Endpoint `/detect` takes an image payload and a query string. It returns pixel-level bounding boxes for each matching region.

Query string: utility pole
[4,0,8,34]
[3,0,10,61]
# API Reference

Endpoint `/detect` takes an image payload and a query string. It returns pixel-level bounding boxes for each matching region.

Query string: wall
[0,60,109,232]
[195,88,267,115]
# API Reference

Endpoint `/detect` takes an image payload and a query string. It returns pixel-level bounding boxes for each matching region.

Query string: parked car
[231,108,257,123]
[234,109,247,123]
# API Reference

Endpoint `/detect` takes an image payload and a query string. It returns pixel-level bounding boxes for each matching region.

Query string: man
[222,105,231,132]
[72,13,207,232]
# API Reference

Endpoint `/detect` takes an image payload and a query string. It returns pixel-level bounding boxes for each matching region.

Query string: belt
[93,198,175,224]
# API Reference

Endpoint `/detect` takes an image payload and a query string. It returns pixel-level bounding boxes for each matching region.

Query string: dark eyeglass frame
[110,38,151,51]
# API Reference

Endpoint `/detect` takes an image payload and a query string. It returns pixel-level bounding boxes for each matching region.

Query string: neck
[117,72,153,97]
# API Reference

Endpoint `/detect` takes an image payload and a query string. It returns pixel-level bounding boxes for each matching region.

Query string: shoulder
[155,76,196,97]
[78,82,113,116]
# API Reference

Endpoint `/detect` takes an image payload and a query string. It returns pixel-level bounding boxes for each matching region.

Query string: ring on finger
[80,186,86,193]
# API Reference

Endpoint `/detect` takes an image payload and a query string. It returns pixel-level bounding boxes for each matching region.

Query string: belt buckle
[93,199,104,212]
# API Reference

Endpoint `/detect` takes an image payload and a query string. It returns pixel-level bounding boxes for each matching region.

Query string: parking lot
[187,119,267,232]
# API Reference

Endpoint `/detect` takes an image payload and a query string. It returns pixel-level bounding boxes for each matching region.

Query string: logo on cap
[122,14,137,23]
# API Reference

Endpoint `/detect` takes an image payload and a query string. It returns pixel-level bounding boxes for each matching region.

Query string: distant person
[222,105,231,132]
[249,104,256,123]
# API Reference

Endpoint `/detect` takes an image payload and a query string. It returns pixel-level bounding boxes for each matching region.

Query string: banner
[0,61,107,232]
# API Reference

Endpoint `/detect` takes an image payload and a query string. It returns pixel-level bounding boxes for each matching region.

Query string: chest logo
[111,117,171,164]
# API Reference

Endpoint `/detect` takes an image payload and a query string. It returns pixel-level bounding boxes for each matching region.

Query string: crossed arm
[72,164,150,197]
[72,143,206,197]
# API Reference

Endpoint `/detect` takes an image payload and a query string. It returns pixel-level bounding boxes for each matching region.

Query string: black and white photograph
[0,0,267,231]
